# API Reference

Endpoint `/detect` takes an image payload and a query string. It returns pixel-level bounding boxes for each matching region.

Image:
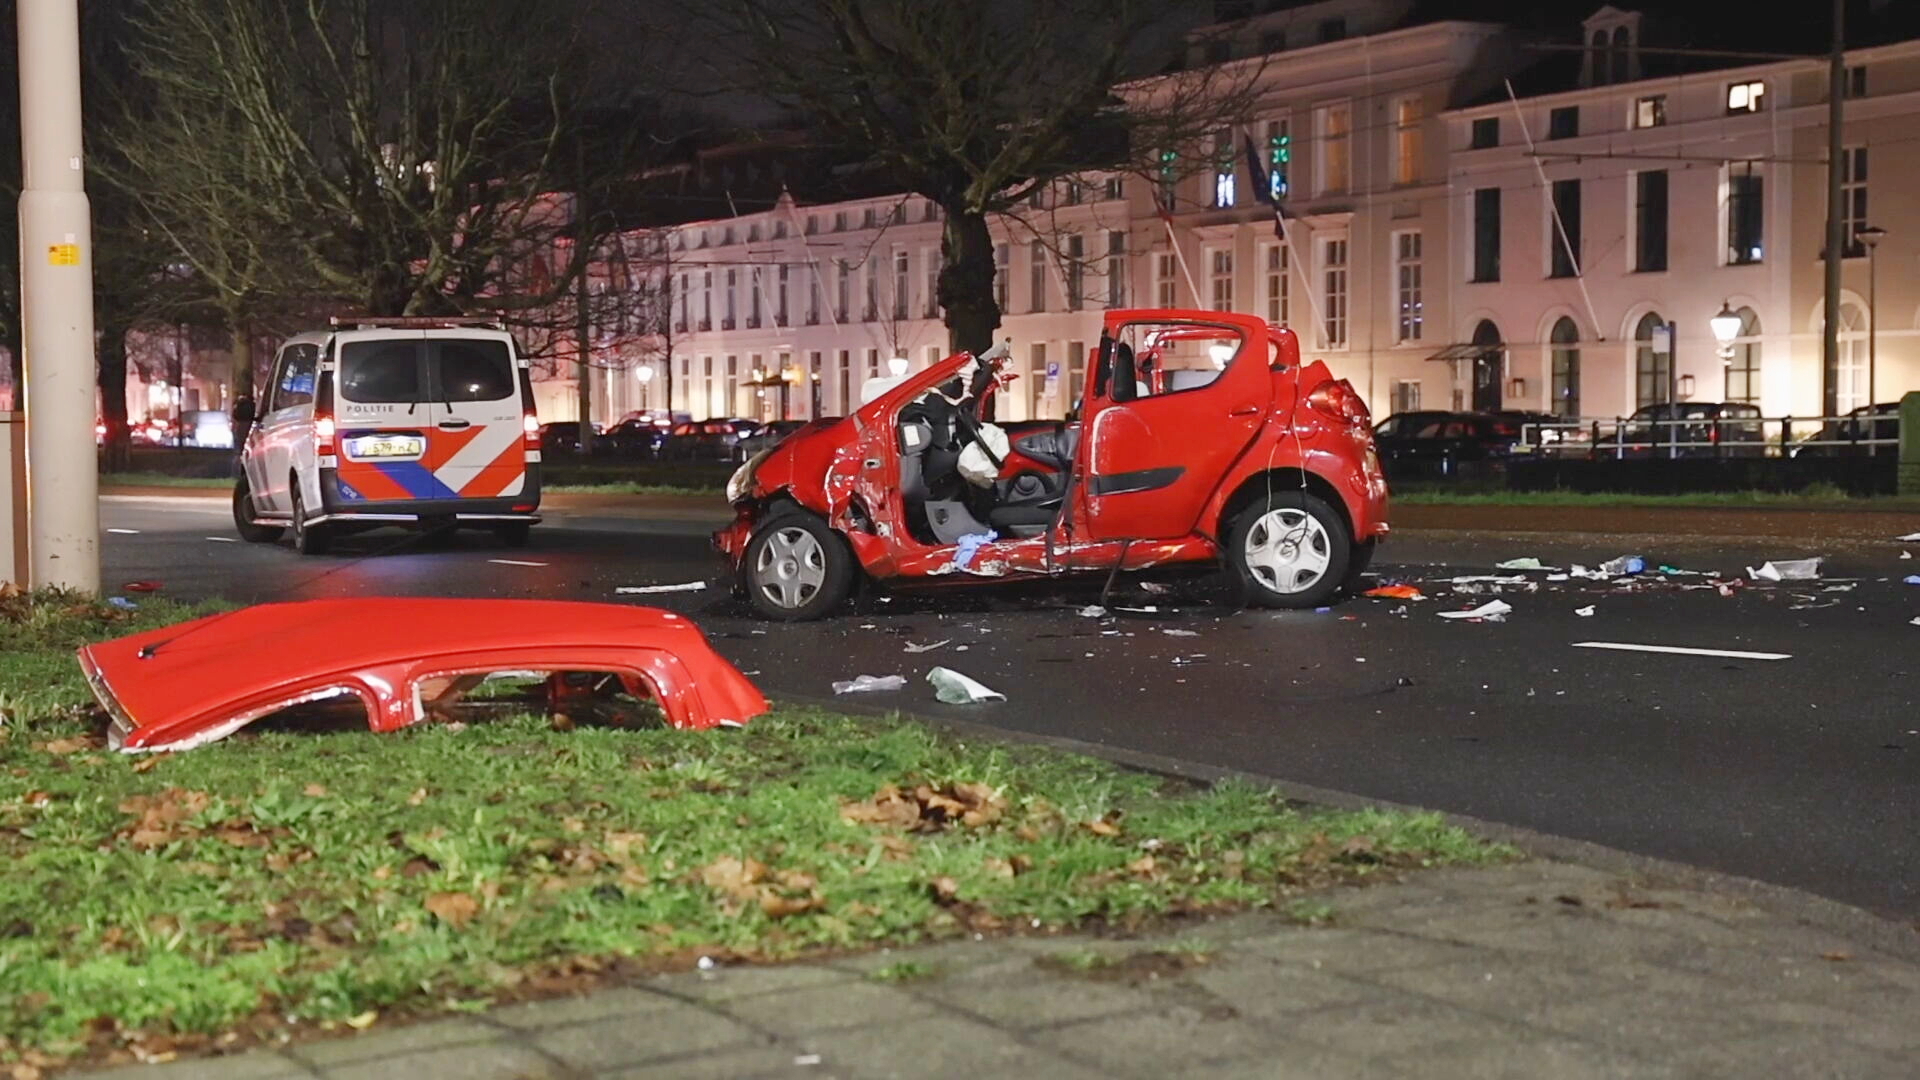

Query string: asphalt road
[100,494,1920,921]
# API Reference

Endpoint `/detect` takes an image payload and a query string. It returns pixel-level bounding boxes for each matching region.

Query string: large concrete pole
[17,0,98,592]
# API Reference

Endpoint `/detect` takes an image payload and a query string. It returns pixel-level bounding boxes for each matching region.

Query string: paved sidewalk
[74,861,1920,1080]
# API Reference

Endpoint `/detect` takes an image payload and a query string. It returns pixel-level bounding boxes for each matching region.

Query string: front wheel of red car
[1226,493,1351,609]
[743,512,854,621]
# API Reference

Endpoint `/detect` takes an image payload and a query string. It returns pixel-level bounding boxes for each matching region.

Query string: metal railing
[1514,414,1901,460]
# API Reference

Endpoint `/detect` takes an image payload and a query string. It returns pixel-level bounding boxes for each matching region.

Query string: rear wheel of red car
[744,512,852,621]
[1226,492,1350,609]
[290,480,333,556]
[232,476,283,543]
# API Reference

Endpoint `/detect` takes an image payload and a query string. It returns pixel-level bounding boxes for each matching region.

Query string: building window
[1262,243,1288,325]
[1589,30,1609,87]
[1724,307,1761,404]
[1727,80,1765,114]
[747,268,761,328]
[723,270,737,329]
[806,269,820,325]
[1469,117,1498,150]
[724,355,738,413]
[1548,106,1579,140]
[1264,118,1291,201]
[1106,230,1127,307]
[925,345,940,368]
[1318,17,1345,43]
[773,221,787,240]
[1068,339,1086,404]
[1029,240,1047,313]
[1103,176,1124,201]
[805,215,818,235]
[1207,247,1233,312]
[776,265,790,326]
[1066,233,1085,310]
[833,210,847,232]
[1029,342,1047,419]
[924,249,940,318]
[674,274,689,333]
[1315,103,1351,194]
[1393,232,1422,341]
[1611,26,1629,83]
[1726,162,1763,265]
[1634,312,1670,407]
[1472,188,1501,283]
[1834,301,1868,412]
[1392,379,1421,413]
[836,350,851,412]
[892,248,910,319]
[863,261,878,321]
[1212,128,1236,208]
[1550,179,1581,278]
[862,207,876,228]
[1633,95,1666,129]
[1063,178,1083,207]
[1840,147,1868,258]
[1321,238,1348,349]
[1156,149,1178,210]
[865,348,880,380]
[835,260,850,321]
[1549,317,1580,417]
[994,244,1010,311]
[1394,98,1422,184]
[1155,252,1177,307]
[1634,170,1668,272]
[1846,65,1867,98]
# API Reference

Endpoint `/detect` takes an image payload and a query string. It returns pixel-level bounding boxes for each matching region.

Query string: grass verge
[1392,484,1920,511]
[100,472,230,490]
[0,592,1507,1071]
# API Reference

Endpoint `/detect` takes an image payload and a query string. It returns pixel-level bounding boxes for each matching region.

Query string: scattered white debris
[107,528,139,535]
[1898,533,1920,542]
[697,956,717,971]
[205,536,238,543]
[1139,582,1173,595]
[1494,557,1551,570]
[794,1054,823,1067]
[1161,628,1200,637]
[1078,605,1108,618]
[904,639,952,654]
[1746,558,1820,582]
[1568,565,1609,580]
[1822,583,1856,593]
[1447,575,1528,585]
[927,666,1005,704]
[1438,600,1513,622]
[1911,616,1920,627]
[1572,641,1790,661]
[1115,605,1160,614]
[615,581,708,594]
[1575,606,1595,617]
[833,674,907,694]
[488,558,547,567]
[1599,555,1645,576]
[1354,657,1367,663]
[1902,551,1913,560]
[1546,574,1570,582]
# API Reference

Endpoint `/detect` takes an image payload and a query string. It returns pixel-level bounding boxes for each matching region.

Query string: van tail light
[1306,379,1370,428]
[523,413,541,450]
[314,415,336,458]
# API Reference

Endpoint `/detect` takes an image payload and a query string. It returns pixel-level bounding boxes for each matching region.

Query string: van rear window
[339,341,421,403]
[433,341,515,402]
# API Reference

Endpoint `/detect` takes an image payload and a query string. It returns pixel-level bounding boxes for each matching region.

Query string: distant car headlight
[726,448,774,503]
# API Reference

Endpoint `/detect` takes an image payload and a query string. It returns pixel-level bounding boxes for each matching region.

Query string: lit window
[1634,95,1666,129]
[1212,129,1235,208]
[1726,81,1765,114]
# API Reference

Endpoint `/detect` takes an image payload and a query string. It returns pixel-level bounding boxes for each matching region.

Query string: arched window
[1550,317,1580,417]
[1611,27,1630,84]
[1470,319,1503,411]
[1833,302,1868,413]
[1590,31,1610,86]
[1634,311,1669,407]
[1724,307,1761,404]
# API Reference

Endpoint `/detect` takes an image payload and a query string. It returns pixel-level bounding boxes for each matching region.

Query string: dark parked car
[1591,403,1764,459]
[1790,403,1901,458]
[662,418,762,462]
[1372,411,1529,479]
[603,417,670,458]
[539,421,605,457]
[736,419,813,459]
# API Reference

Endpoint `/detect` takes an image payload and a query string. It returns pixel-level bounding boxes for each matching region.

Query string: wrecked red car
[79,598,768,752]
[715,308,1389,620]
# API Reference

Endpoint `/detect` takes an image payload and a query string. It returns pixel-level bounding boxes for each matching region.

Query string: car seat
[985,424,1080,538]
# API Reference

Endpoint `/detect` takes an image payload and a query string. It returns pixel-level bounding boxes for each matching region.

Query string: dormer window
[1583,8,1642,88]
[1727,81,1765,114]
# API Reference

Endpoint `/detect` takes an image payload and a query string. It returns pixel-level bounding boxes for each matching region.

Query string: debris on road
[615,581,709,595]
[1363,584,1425,600]
[1598,556,1645,576]
[927,667,1006,704]
[107,597,138,610]
[1747,559,1821,582]
[1655,565,1713,576]
[1447,575,1528,586]
[1575,606,1595,617]
[903,639,952,654]
[1902,551,1912,560]
[1898,532,1920,541]
[1494,557,1551,570]
[1078,605,1108,618]
[1572,641,1790,661]
[1438,600,1512,622]
[1905,575,1920,586]
[833,674,908,694]
[953,530,998,570]
[1162,628,1200,637]
[122,581,164,593]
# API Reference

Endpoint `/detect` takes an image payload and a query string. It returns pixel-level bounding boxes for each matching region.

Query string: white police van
[233,317,542,554]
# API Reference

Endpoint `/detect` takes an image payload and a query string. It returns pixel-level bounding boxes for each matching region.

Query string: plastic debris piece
[1547,574,1569,582]
[927,666,1005,704]
[903,639,951,654]
[1568,565,1609,580]
[1823,583,1856,593]
[1902,551,1912,560]
[1494,557,1549,570]
[1162,628,1200,637]
[1897,533,1920,541]
[1911,617,1920,627]
[1078,605,1108,618]
[1438,600,1512,621]
[833,674,907,694]
[1656,565,1712,576]
[697,956,717,971]
[953,530,998,570]
[1363,584,1425,600]
[1598,556,1645,577]
[1139,581,1173,595]
[107,596,138,610]
[1747,559,1821,582]
[1575,605,1595,617]
[615,581,708,595]
[1905,576,1920,586]
[795,1055,823,1067]
[122,581,164,593]
[1115,605,1160,614]
[1448,575,1527,585]
[1314,607,1332,613]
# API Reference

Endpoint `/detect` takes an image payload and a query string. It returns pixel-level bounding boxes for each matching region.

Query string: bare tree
[705,0,1263,354]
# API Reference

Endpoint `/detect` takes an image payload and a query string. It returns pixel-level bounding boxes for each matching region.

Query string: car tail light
[314,415,336,457]
[523,413,541,450]
[1306,380,1370,427]
[511,503,534,512]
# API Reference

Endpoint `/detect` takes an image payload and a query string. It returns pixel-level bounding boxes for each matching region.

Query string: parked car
[539,421,606,457]
[602,417,670,458]
[1590,402,1765,459]
[233,317,541,554]
[736,419,812,459]
[664,418,762,462]
[1789,403,1901,458]
[180,409,234,449]
[714,308,1388,620]
[1371,411,1528,479]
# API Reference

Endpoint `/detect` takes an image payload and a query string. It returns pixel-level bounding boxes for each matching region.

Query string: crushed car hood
[79,598,769,752]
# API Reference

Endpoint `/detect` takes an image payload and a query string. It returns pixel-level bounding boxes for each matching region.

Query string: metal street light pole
[1857,225,1886,407]
[17,0,98,592]
[1822,0,1846,416]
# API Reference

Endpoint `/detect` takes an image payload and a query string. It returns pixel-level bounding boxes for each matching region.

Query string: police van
[233,317,542,554]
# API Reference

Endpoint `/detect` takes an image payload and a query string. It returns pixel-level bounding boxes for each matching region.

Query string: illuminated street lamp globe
[888,355,909,376]
[634,365,655,384]
[1709,302,1742,360]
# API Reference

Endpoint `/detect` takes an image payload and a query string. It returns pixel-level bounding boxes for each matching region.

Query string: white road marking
[1572,641,1791,661]
[107,528,139,534]
[206,536,238,543]
[488,558,548,567]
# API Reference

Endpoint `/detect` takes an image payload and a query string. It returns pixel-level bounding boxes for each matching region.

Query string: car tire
[232,476,284,543]
[496,522,532,548]
[290,479,332,556]
[743,511,854,621]
[1224,492,1351,610]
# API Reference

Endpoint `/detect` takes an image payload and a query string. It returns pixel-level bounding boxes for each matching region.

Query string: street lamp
[634,363,654,410]
[1709,301,1742,360]
[1856,224,1887,406]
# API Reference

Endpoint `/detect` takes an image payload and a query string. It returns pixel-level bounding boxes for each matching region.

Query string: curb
[771,690,1920,965]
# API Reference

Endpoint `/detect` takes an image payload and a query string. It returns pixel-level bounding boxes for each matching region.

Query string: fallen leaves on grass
[424,892,479,929]
[698,856,824,918]
[38,737,94,755]
[839,781,1006,832]
[116,788,211,849]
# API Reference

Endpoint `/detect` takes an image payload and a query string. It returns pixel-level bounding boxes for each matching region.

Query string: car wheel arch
[1214,467,1353,545]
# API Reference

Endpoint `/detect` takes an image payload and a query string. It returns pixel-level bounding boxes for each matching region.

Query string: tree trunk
[227,316,255,457]
[98,317,133,473]
[939,207,1001,356]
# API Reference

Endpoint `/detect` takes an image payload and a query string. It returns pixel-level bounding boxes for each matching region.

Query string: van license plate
[347,435,424,458]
